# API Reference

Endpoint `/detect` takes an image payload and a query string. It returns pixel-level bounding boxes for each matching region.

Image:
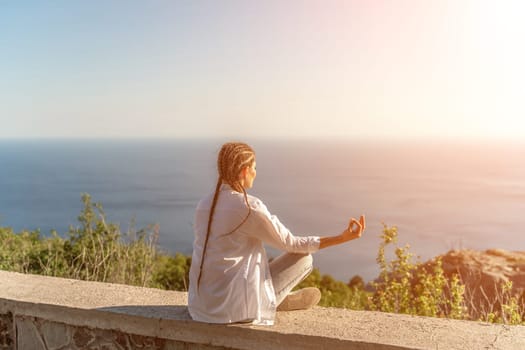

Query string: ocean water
[1,138,524,282]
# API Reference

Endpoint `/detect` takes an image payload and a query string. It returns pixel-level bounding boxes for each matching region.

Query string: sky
[1,0,524,141]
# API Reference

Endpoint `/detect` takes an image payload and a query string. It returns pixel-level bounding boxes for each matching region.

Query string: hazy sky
[1,1,524,140]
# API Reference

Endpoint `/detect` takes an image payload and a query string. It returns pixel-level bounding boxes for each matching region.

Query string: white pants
[269,253,313,306]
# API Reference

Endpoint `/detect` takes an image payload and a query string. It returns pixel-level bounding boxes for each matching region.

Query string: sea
[1,138,524,282]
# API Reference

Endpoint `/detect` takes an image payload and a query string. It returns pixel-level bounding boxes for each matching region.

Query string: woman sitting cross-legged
[188,142,365,325]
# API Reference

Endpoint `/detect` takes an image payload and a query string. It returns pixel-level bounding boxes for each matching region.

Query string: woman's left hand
[318,214,366,249]
[341,215,366,242]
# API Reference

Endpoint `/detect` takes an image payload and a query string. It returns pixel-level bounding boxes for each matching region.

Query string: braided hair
[197,142,256,290]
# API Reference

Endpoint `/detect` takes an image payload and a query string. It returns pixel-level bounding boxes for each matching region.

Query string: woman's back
[188,185,276,324]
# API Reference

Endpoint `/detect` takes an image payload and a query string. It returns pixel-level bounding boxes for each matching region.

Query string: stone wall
[0,313,14,350]
[1,270,525,350]
[1,312,229,350]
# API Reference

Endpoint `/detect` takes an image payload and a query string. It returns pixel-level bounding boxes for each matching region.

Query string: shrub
[370,225,465,318]
[151,253,191,291]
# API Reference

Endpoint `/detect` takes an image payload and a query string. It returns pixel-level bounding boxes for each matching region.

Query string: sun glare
[461,0,525,139]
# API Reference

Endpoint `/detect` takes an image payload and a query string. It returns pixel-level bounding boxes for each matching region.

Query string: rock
[428,249,525,310]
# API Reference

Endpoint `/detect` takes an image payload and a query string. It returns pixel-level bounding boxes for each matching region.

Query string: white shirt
[188,185,320,325]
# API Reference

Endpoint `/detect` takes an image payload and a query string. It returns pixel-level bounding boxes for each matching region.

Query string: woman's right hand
[341,215,366,242]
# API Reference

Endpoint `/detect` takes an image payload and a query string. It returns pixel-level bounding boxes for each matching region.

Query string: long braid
[197,176,222,290]
[197,142,255,291]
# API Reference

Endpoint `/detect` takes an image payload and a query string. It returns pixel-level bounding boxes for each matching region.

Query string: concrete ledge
[1,270,524,350]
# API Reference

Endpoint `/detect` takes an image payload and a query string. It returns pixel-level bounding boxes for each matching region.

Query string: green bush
[151,253,191,291]
[370,225,465,318]
[0,194,183,289]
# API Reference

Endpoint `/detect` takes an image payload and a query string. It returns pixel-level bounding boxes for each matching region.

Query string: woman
[188,142,365,325]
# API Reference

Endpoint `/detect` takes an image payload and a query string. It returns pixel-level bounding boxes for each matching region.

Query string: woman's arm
[243,197,321,253]
[319,215,365,249]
